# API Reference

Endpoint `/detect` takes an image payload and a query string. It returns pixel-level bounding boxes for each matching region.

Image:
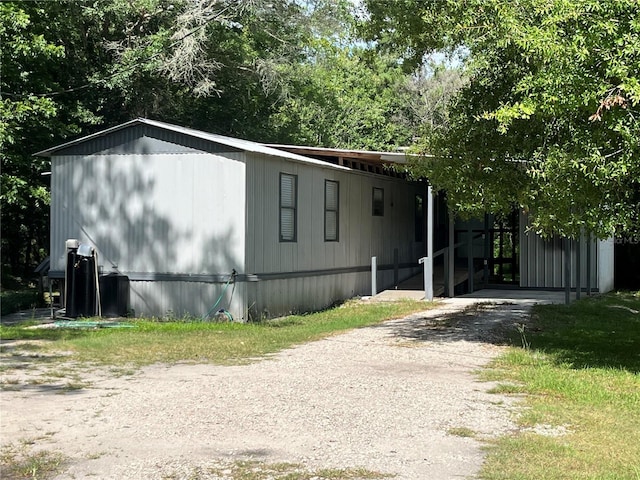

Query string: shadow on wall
[63,150,242,318]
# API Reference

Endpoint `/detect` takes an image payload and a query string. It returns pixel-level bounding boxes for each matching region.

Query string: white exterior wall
[127,281,245,320]
[50,152,247,318]
[244,154,424,318]
[598,238,615,293]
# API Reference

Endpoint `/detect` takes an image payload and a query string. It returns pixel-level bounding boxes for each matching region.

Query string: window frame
[372,187,384,216]
[279,172,298,242]
[324,179,339,242]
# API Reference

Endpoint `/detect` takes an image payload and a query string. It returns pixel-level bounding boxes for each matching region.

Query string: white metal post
[586,231,592,296]
[426,185,434,301]
[371,256,377,297]
[419,257,433,301]
[564,238,571,305]
[576,233,582,300]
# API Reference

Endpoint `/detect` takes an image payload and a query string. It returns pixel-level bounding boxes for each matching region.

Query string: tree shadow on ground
[528,294,640,374]
[379,301,532,347]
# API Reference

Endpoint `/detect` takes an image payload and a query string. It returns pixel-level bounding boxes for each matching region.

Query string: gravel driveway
[1,293,557,479]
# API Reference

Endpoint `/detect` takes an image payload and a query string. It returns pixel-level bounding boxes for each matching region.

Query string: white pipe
[94,250,102,317]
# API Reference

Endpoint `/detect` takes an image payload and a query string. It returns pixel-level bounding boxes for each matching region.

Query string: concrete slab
[369,289,426,301]
[371,287,581,307]
[447,289,575,306]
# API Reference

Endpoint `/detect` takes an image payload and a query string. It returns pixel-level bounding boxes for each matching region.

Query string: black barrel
[66,251,97,317]
[99,273,130,317]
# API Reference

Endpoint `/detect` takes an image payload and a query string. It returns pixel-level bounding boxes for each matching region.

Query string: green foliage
[268,43,417,149]
[0,288,40,316]
[366,0,640,238]
[1,2,62,280]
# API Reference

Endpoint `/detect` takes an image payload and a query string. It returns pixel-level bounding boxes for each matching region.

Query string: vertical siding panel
[518,214,605,290]
[299,165,315,270]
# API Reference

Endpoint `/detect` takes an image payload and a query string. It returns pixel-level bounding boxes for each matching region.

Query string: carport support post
[564,238,571,305]
[423,185,434,301]
[586,231,592,296]
[371,256,377,297]
[419,257,433,301]
[576,233,582,300]
[468,227,474,293]
[447,210,455,297]
[483,213,490,287]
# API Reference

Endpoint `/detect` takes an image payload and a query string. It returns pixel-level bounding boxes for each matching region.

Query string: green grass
[0,300,431,366]
[480,291,640,480]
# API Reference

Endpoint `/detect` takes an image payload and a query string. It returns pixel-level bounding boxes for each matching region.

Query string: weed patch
[0,442,67,480]
[448,427,476,438]
[203,460,392,479]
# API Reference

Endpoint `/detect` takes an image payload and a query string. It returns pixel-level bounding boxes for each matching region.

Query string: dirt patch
[0,300,533,480]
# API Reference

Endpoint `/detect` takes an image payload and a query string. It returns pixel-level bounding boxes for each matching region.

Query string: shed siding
[244,154,423,317]
[519,214,601,289]
[50,151,247,318]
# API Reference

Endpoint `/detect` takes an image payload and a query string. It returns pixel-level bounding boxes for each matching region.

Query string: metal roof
[35,118,352,172]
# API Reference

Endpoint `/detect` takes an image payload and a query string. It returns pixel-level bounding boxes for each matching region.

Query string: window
[372,187,384,216]
[325,180,339,241]
[415,194,424,242]
[280,173,297,242]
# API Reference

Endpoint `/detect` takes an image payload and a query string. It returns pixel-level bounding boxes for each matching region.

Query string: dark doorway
[487,211,519,284]
[615,237,640,290]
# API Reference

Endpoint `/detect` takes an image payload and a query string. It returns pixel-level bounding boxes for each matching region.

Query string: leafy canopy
[366,0,640,238]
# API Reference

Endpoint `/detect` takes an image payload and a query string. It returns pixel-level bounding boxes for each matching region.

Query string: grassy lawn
[480,291,640,480]
[0,299,431,366]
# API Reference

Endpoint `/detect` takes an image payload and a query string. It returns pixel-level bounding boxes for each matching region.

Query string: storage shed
[38,118,426,320]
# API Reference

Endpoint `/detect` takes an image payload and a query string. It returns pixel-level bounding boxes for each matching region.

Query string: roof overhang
[265,144,411,166]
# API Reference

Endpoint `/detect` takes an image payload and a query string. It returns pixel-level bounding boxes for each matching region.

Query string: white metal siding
[244,154,423,317]
[128,281,245,320]
[50,151,247,318]
[598,238,615,293]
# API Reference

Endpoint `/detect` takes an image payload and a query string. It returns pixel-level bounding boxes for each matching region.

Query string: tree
[266,42,418,150]
[365,0,640,238]
[1,0,420,282]
[1,2,68,281]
